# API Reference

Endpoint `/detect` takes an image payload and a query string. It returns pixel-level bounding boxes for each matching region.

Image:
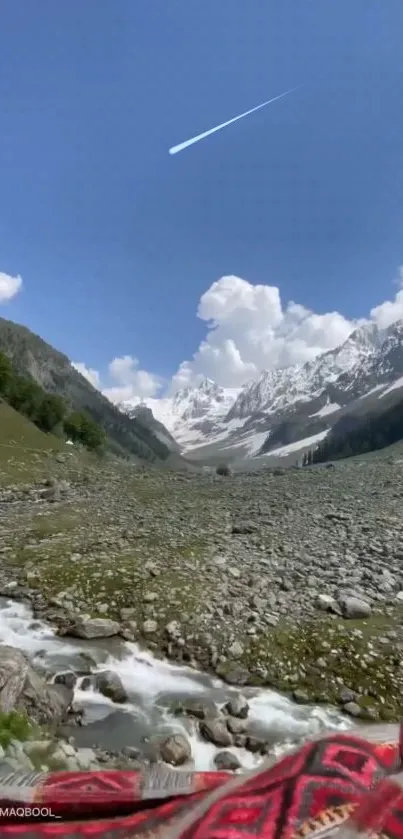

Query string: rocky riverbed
[0,443,403,770]
[0,598,348,773]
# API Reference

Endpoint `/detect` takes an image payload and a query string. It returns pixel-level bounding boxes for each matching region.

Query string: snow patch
[358,384,386,400]
[310,402,340,419]
[218,430,269,456]
[378,375,403,399]
[262,430,329,458]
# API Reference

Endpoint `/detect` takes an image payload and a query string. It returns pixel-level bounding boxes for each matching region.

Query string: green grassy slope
[0,400,87,485]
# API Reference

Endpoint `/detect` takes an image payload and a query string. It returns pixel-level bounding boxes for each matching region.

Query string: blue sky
[1,0,403,399]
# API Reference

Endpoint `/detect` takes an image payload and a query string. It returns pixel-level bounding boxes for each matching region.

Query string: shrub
[0,351,12,395]
[34,394,66,433]
[64,410,106,451]
[0,710,31,749]
[216,463,231,477]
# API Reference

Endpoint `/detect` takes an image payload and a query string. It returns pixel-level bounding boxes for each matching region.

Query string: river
[0,597,351,770]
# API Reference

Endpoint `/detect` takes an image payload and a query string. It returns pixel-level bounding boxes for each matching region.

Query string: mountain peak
[120,317,403,460]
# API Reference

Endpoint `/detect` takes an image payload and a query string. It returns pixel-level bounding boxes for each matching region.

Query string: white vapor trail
[168,85,301,156]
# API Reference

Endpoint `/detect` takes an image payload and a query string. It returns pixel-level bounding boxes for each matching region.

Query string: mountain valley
[119,319,403,468]
[0,315,403,774]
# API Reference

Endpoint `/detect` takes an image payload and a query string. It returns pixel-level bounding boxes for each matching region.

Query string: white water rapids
[0,598,351,770]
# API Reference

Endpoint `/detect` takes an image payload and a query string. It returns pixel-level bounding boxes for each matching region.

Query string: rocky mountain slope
[0,318,181,465]
[121,320,403,468]
[121,404,180,452]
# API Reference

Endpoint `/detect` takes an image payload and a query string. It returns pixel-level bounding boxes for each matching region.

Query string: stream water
[0,598,351,770]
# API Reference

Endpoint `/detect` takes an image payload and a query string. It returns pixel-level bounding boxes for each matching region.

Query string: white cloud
[73,355,163,404]
[72,362,101,389]
[0,272,23,303]
[171,274,355,390]
[370,267,403,329]
[75,266,403,404]
[102,355,163,404]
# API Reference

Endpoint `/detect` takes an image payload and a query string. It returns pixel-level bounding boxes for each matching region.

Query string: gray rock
[226,717,247,735]
[159,734,191,766]
[54,671,77,691]
[293,689,310,704]
[340,597,371,619]
[343,701,363,717]
[228,641,244,659]
[180,699,217,720]
[233,734,247,748]
[316,594,340,614]
[142,619,158,634]
[68,618,120,639]
[95,671,128,703]
[339,687,357,704]
[0,646,72,725]
[214,751,241,771]
[224,695,249,719]
[143,592,158,603]
[165,620,181,638]
[218,666,251,686]
[200,719,233,747]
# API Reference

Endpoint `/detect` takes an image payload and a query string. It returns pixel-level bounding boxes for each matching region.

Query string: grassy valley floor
[1,406,403,721]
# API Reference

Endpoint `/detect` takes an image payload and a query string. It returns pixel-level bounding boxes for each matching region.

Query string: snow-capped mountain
[227,321,401,422]
[118,319,403,466]
[118,379,240,449]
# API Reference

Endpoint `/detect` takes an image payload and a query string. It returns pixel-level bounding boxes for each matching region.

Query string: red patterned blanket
[1,729,403,839]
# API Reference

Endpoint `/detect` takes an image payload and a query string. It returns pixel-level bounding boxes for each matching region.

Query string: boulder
[54,671,77,691]
[343,701,363,718]
[178,699,217,720]
[200,719,232,748]
[216,666,251,686]
[159,734,191,766]
[226,717,247,735]
[339,687,357,704]
[340,597,371,620]
[0,645,73,725]
[224,695,249,719]
[67,618,120,639]
[95,671,128,704]
[293,689,310,704]
[214,751,241,771]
